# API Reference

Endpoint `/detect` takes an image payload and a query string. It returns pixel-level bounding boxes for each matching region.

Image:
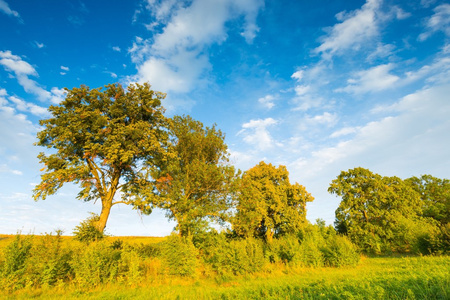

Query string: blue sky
[1,0,449,236]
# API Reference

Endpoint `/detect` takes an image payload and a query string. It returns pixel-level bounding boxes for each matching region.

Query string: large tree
[151,115,237,236]
[232,162,314,241]
[329,167,422,252]
[33,83,171,233]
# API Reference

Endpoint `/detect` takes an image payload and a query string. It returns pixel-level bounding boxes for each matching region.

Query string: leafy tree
[232,161,314,241]
[329,167,422,253]
[151,115,237,236]
[406,175,450,225]
[33,83,171,233]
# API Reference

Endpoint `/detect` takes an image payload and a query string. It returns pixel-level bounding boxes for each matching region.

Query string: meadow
[0,234,448,299]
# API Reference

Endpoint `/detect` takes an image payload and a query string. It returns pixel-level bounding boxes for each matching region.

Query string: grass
[3,254,448,299]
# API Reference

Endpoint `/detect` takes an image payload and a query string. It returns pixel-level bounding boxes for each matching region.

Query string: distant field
[0,234,165,245]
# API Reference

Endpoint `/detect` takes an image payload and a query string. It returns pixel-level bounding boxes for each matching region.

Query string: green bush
[72,213,104,244]
[199,234,265,275]
[0,234,33,291]
[298,237,324,267]
[322,235,360,267]
[25,231,73,287]
[268,235,302,265]
[162,234,199,277]
[71,241,121,287]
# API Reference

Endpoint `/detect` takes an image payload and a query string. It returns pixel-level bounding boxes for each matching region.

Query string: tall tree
[151,115,237,236]
[232,162,313,241]
[329,167,422,252]
[34,83,171,233]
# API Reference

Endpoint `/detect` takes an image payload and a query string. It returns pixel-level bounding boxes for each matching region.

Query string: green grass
[4,255,449,299]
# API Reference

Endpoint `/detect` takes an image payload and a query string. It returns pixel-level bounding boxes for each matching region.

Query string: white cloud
[330,126,359,138]
[34,41,45,49]
[0,164,22,175]
[130,0,264,94]
[238,118,279,151]
[367,43,396,62]
[112,46,121,52]
[308,112,338,126]
[391,6,411,20]
[0,50,65,103]
[8,96,49,117]
[336,63,400,94]
[49,87,66,104]
[315,0,382,58]
[60,66,69,71]
[258,94,277,109]
[419,4,450,41]
[0,0,20,19]
[0,51,37,75]
[291,70,304,81]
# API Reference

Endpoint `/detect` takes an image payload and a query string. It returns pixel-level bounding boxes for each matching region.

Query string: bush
[0,234,33,291]
[199,234,265,275]
[268,235,301,265]
[162,234,199,277]
[298,237,324,267]
[73,213,104,243]
[71,241,121,287]
[25,231,73,287]
[322,235,360,267]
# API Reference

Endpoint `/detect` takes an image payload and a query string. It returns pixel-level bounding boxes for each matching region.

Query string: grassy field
[1,239,448,300]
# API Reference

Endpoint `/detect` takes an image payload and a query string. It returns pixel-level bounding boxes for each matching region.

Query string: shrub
[71,241,121,287]
[162,234,199,277]
[322,235,360,267]
[298,237,324,267]
[0,234,33,291]
[25,231,73,287]
[199,234,265,275]
[268,235,302,265]
[72,213,104,244]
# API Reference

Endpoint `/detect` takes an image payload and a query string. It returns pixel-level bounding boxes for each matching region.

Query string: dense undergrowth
[0,226,360,294]
[1,226,448,299]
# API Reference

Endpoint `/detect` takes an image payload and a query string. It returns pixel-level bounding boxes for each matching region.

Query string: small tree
[34,83,171,233]
[232,161,313,241]
[151,115,237,236]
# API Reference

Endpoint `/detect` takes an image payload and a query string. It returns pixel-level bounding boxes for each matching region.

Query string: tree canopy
[232,161,314,241]
[406,175,450,225]
[329,167,423,252]
[33,83,171,232]
[151,115,237,236]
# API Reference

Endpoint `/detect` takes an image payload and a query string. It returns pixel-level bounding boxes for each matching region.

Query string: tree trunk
[96,200,112,233]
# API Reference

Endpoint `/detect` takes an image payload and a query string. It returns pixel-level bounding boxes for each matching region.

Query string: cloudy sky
[1,0,449,236]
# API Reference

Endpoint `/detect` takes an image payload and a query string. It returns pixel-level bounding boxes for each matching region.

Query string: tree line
[33,83,449,255]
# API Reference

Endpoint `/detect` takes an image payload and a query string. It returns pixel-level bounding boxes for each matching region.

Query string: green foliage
[71,241,122,287]
[25,231,73,287]
[322,235,360,267]
[201,235,266,275]
[329,167,423,253]
[406,174,450,225]
[152,115,237,236]
[267,234,302,265]
[0,234,33,291]
[162,234,199,277]
[72,213,104,243]
[232,161,314,241]
[34,83,171,232]
[298,237,324,267]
